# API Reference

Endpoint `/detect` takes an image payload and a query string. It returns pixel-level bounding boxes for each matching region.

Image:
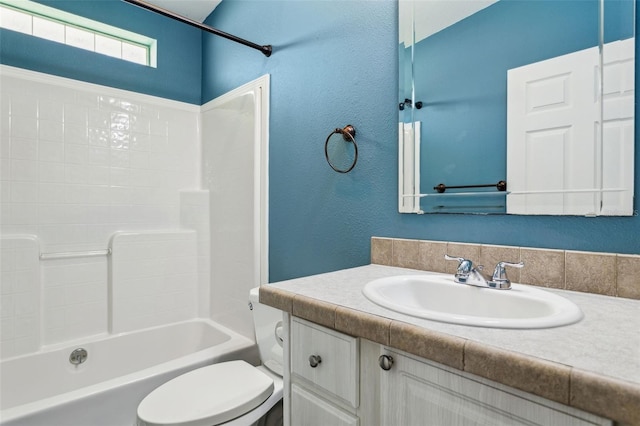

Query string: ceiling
[399,0,498,46]
[144,0,222,22]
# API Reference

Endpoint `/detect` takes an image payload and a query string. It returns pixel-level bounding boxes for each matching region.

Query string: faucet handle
[491,261,524,283]
[444,254,473,274]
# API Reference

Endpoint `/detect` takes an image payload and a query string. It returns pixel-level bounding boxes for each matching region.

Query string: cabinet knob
[379,354,394,371]
[309,354,322,368]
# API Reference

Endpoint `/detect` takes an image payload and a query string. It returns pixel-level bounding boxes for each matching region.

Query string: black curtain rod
[122,0,272,57]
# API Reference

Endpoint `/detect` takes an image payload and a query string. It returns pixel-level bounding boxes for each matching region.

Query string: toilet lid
[137,360,274,426]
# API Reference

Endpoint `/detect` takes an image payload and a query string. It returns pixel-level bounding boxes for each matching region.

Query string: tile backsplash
[371,237,640,300]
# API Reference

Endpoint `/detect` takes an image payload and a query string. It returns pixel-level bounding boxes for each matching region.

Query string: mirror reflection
[398,0,635,216]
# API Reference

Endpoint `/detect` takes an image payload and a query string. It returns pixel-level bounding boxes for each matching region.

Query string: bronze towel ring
[324,125,357,173]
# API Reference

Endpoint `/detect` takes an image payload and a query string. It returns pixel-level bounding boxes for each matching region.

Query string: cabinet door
[291,384,359,426]
[290,318,359,407]
[380,351,610,426]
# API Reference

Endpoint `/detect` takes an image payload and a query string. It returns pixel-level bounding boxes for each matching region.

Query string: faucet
[444,255,524,290]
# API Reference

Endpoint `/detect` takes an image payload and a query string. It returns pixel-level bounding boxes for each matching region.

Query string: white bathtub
[0,319,258,426]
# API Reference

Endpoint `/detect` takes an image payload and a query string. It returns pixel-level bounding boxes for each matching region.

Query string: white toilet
[137,287,284,426]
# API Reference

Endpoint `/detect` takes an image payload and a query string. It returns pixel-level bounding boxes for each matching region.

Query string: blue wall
[203,0,639,283]
[202,0,398,282]
[0,0,202,104]
[2,0,638,283]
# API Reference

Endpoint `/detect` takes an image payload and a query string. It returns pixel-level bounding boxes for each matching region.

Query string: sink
[362,275,583,329]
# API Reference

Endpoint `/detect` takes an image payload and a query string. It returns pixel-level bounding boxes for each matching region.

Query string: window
[0,0,157,67]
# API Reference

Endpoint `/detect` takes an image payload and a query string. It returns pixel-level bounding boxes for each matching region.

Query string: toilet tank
[249,287,284,376]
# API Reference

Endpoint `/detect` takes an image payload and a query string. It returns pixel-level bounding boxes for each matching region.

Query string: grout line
[567,367,574,407]
[461,339,468,372]
[614,254,619,297]
[563,249,568,290]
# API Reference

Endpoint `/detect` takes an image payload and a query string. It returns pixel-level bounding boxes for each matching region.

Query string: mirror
[398,0,635,215]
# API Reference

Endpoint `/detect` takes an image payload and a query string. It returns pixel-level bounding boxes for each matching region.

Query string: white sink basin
[362,275,583,329]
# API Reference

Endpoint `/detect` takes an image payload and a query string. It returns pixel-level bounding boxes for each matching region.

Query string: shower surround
[0,65,269,425]
[0,65,207,357]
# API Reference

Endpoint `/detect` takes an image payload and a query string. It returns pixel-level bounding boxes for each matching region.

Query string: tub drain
[69,348,88,365]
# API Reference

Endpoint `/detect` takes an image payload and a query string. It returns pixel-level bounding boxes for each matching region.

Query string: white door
[507,46,600,215]
[507,40,634,216]
[601,39,635,215]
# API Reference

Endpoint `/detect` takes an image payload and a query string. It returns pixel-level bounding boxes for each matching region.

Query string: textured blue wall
[202,0,399,282]
[0,0,202,104]
[203,0,639,283]
[2,0,637,283]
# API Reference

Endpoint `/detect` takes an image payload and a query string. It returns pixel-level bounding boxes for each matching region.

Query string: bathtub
[0,319,258,426]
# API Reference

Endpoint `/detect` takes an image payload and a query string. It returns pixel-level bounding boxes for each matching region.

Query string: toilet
[137,287,284,426]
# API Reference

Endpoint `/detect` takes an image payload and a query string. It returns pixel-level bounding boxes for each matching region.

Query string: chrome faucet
[444,255,524,290]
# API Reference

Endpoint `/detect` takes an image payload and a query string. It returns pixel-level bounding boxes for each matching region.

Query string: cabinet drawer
[291,318,359,408]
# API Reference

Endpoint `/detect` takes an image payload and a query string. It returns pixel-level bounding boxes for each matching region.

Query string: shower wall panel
[0,235,39,358]
[201,75,269,340]
[180,190,211,318]
[202,92,256,340]
[0,65,201,352]
[110,230,198,333]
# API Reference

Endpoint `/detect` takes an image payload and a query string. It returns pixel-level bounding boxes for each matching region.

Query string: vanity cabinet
[379,349,611,426]
[285,316,612,426]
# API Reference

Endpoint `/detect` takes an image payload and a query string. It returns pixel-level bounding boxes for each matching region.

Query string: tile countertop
[260,264,640,425]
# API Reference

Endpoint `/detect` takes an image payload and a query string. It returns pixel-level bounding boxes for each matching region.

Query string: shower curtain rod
[122,0,272,57]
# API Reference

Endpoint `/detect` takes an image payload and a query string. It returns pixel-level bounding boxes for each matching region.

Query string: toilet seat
[137,360,274,426]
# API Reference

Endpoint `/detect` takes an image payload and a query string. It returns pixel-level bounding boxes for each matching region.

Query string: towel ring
[324,125,357,173]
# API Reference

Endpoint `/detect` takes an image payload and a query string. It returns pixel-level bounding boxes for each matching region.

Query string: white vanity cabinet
[289,317,360,426]
[285,316,612,426]
[378,348,612,426]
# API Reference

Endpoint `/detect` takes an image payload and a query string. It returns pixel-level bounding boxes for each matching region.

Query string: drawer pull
[379,354,394,371]
[309,354,322,368]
